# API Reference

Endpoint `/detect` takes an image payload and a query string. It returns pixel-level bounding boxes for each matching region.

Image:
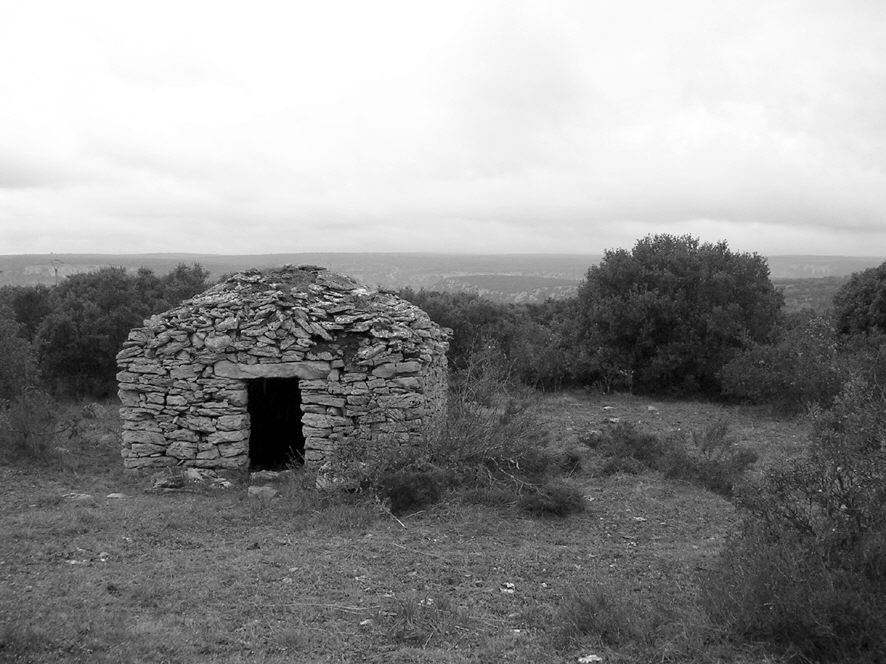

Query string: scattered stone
[64,493,95,504]
[152,474,185,490]
[247,485,278,500]
[184,468,205,482]
[250,470,284,482]
[500,582,516,594]
[578,656,603,663]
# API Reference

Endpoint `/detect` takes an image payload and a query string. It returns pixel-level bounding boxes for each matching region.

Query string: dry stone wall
[116,266,450,470]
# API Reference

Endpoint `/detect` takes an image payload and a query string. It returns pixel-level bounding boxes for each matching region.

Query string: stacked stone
[116,266,450,470]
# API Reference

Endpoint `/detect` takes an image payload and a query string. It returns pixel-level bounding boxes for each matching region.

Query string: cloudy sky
[1,0,884,255]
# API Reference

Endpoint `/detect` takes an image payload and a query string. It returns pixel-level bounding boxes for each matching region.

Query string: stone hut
[115,266,449,471]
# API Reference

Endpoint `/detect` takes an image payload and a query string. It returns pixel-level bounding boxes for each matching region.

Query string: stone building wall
[116,266,449,470]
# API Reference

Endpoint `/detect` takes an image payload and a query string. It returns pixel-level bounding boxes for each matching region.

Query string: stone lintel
[213,359,331,380]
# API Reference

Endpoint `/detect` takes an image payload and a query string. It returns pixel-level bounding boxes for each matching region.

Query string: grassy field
[0,392,804,663]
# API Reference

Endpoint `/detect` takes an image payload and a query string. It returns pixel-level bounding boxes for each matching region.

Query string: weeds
[384,592,467,647]
[703,379,886,663]
[556,584,647,648]
[378,470,443,516]
[0,387,59,458]
[519,479,586,517]
[587,420,757,497]
[326,350,583,520]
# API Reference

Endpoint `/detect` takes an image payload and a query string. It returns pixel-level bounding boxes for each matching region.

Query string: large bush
[719,312,846,412]
[834,260,886,337]
[34,264,210,397]
[0,306,38,400]
[704,378,886,662]
[576,235,783,395]
[0,284,51,342]
[400,289,593,389]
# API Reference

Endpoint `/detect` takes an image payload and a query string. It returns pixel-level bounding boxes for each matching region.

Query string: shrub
[589,421,756,496]
[588,421,669,468]
[519,478,586,517]
[434,348,554,488]
[399,288,598,391]
[703,379,886,662]
[385,592,465,646]
[556,584,647,648]
[576,234,783,396]
[664,420,758,496]
[35,264,210,397]
[720,312,846,412]
[0,386,59,458]
[378,470,443,516]
[599,455,646,476]
[0,306,39,401]
[833,260,886,337]
[0,285,51,342]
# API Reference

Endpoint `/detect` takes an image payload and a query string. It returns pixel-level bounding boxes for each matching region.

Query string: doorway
[246,377,305,470]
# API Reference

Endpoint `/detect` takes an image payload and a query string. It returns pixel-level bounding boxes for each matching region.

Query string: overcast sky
[1,0,884,255]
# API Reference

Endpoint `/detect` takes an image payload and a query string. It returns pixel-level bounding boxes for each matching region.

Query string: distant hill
[774,276,849,314]
[0,253,880,306]
[765,256,882,279]
[430,274,580,304]
[0,253,597,290]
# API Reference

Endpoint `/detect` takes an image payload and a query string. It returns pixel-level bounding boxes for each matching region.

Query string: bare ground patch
[0,395,800,663]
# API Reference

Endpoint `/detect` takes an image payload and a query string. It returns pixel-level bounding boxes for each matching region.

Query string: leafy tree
[159,263,212,310]
[834,260,886,337]
[0,284,51,341]
[705,378,886,661]
[0,305,38,401]
[577,235,783,395]
[719,312,846,412]
[399,289,594,389]
[35,264,210,397]
[399,289,522,368]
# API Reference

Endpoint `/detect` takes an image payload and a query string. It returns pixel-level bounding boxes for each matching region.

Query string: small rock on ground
[247,485,278,500]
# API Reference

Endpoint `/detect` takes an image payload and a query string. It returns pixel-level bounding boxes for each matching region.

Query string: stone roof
[136,265,446,346]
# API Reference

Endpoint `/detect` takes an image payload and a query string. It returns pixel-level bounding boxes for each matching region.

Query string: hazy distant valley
[0,252,881,305]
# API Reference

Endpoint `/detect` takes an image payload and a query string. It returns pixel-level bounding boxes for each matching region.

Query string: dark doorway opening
[247,377,305,470]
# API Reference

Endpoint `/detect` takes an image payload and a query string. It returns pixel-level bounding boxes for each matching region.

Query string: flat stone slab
[213,359,331,380]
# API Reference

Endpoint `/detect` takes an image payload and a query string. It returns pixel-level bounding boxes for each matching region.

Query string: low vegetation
[587,420,757,497]
[705,379,886,662]
[1,237,885,662]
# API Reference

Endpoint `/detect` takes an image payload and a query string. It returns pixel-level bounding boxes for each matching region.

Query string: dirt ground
[0,393,802,663]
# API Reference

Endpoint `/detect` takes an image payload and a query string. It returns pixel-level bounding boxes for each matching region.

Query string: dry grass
[0,392,803,663]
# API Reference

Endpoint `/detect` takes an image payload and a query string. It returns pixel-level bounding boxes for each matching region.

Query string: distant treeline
[402,235,886,410]
[0,264,210,398]
[0,235,884,411]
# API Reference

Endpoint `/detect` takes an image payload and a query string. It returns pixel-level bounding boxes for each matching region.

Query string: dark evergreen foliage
[834,260,886,337]
[2,263,211,397]
[576,234,783,395]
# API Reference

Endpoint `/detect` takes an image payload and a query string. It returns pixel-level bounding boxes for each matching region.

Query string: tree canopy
[833,260,886,337]
[31,263,211,397]
[576,234,783,395]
